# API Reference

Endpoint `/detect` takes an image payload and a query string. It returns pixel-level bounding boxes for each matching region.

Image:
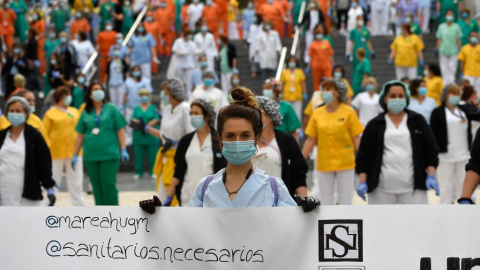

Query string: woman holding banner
[139,87,320,213]
[355,80,440,204]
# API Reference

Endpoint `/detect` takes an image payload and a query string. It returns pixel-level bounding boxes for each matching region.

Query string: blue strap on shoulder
[269,176,279,206]
[201,175,214,202]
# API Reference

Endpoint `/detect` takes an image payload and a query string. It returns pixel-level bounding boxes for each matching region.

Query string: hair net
[378,80,411,111]
[256,96,282,127]
[334,79,348,103]
[191,98,217,129]
[5,96,31,118]
[164,77,186,101]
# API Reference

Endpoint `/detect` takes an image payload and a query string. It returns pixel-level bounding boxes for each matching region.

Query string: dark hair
[53,86,71,103]
[15,89,34,98]
[85,82,106,113]
[28,28,37,38]
[78,31,87,41]
[219,34,229,44]
[333,65,345,77]
[286,56,299,66]
[400,77,410,84]
[461,85,476,101]
[384,82,407,97]
[254,13,263,25]
[462,8,471,16]
[427,63,441,77]
[401,23,412,34]
[409,79,425,96]
[217,87,263,138]
[314,22,330,36]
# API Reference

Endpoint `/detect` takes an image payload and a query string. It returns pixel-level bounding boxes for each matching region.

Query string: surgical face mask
[222,140,257,165]
[106,25,113,31]
[146,16,153,22]
[200,61,208,69]
[288,62,296,68]
[190,115,205,130]
[13,48,21,54]
[193,0,199,3]
[160,2,167,8]
[132,70,141,78]
[423,69,429,76]
[77,77,85,84]
[204,78,214,87]
[462,12,468,19]
[113,50,121,57]
[49,33,56,39]
[248,3,253,8]
[262,89,274,98]
[92,90,105,102]
[470,36,478,44]
[448,95,460,106]
[50,59,57,65]
[161,91,170,105]
[140,95,149,103]
[60,37,67,43]
[75,34,80,40]
[201,25,209,32]
[206,0,212,5]
[446,15,454,22]
[357,20,364,27]
[268,0,273,4]
[29,105,35,113]
[75,12,82,19]
[418,87,427,97]
[7,112,25,127]
[387,98,407,114]
[315,33,324,40]
[334,71,342,79]
[125,1,130,6]
[264,24,272,31]
[32,14,38,20]
[366,84,375,92]
[137,27,145,33]
[405,17,412,24]
[217,39,223,46]
[232,79,240,85]
[64,95,72,106]
[321,91,334,104]
[351,2,357,7]
[116,38,123,45]
[309,3,315,9]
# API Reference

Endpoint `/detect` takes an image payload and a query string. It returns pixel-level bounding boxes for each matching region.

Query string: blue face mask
[418,87,427,96]
[204,78,214,87]
[366,84,375,92]
[351,2,357,7]
[387,98,407,114]
[7,112,25,127]
[334,72,342,79]
[470,36,478,44]
[321,91,334,104]
[462,12,468,19]
[49,33,56,39]
[222,140,257,165]
[190,115,205,130]
[262,89,274,99]
[137,27,145,33]
[132,71,141,78]
[113,50,121,57]
[60,37,67,43]
[446,15,454,22]
[64,95,72,106]
[92,90,105,102]
[288,62,296,68]
[217,39,222,46]
[140,95,149,103]
[13,48,21,54]
[161,91,170,105]
[449,95,460,106]
[201,26,209,32]
[77,77,85,84]
[315,33,324,40]
[200,61,208,69]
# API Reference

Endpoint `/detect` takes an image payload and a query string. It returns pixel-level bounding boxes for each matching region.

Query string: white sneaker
[38,92,44,99]
[151,174,157,179]
[133,175,140,180]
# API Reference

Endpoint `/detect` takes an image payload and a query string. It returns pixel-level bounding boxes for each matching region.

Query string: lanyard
[449,107,466,123]
[95,106,104,127]
[259,138,282,166]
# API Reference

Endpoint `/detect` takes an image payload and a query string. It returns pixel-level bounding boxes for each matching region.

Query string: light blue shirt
[408,97,437,124]
[187,168,297,207]
[123,77,153,109]
[242,9,255,30]
[108,60,125,87]
[417,0,431,8]
[128,34,156,64]
[190,68,219,88]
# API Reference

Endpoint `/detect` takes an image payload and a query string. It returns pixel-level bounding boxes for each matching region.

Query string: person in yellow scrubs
[424,63,444,105]
[458,32,480,92]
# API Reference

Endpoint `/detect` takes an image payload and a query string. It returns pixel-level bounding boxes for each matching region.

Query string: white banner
[1,205,480,270]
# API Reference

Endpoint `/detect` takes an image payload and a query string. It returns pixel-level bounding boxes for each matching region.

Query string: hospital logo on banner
[318,220,363,262]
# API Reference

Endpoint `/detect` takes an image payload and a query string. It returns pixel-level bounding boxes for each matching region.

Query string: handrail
[275,47,288,82]
[290,1,306,56]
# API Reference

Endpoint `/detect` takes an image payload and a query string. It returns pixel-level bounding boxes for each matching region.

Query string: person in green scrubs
[131,89,160,179]
[122,1,134,36]
[99,0,116,31]
[348,15,374,80]
[9,0,27,42]
[51,2,71,33]
[436,0,463,23]
[458,9,479,46]
[175,0,184,33]
[73,83,129,206]
[72,74,87,109]
[352,48,371,95]
[43,29,60,96]
[293,0,308,26]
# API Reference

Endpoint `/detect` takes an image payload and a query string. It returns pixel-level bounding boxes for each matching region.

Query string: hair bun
[230,87,259,108]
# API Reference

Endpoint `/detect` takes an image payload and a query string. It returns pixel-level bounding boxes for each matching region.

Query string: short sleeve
[474,21,480,32]
[305,111,318,138]
[457,25,463,38]
[307,43,313,56]
[458,47,466,61]
[390,38,397,51]
[366,29,371,40]
[349,29,354,41]
[111,105,127,131]
[75,111,87,134]
[303,99,313,117]
[298,70,306,82]
[416,36,425,51]
[435,25,442,39]
[348,109,364,137]
[351,95,361,109]
[148,34,156,47]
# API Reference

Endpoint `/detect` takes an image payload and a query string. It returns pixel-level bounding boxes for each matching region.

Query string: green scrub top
[43,38,60,94]
[220,46,232,74]
[276,100,301,134]
[411,23,422,36]
[51,8,69,32]
[72,86,85,109]
[436,22,463,56]
[175,1,182,33]
[122,6,134,36]
[352,58,371,95]
[75,103,127,162]
[437,0,462,23]
[9,0,28,42]
[293,0,308,26]
[132,104,160,146]
[350,27,371,74]
[325,35,334,48]
[459,19,480,45]
[99,2,115,31]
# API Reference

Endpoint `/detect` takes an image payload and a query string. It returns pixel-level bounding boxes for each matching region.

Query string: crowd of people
[1,0,480,209]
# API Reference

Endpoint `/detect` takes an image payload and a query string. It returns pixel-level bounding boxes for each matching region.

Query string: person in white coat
[302,0,324,64]
[194,23,218,72]
[187,0,204,30]
[370,0,390,36]
[247,14,262,78]
[189,70,229,113]
[171,29,198,97]
[351,76,383,127]
[346,0,364,57]
[255,20,282,83]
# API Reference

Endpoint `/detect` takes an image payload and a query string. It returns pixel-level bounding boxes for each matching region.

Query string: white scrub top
[252,138,282,178]
[187,3,204,30]
[351,92,383,127]
[171,38,197,69]
[188,85,229,113]
[160,101,195,144]
[255,30,282,70]
[194,32,218,71]
[439,107,470,162]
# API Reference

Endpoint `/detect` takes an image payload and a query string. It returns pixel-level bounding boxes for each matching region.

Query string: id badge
[290,87,295,92]
[92,127,100,135]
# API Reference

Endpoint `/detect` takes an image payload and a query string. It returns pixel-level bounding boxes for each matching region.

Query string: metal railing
[275,47,288,82]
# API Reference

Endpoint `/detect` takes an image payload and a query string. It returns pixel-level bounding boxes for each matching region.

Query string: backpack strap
[201,175,215,202]
[268,176,279,206]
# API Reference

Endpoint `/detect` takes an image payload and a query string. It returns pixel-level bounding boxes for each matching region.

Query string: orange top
[96,30,117,55]
[155,7,176,33]
[308,40,334,68]
[7,87,24,100]
[202,5,220,30]
[259,3,283,23]
[256,0,267,12]
[145,21,160,40]
[214,0,228,11]
[70,18,91,38]
[0,9,16,35]
[31,19,46,39]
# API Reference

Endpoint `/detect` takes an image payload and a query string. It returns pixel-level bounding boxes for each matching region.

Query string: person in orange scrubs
[70,11,91,39]
[202,0,220,40]
[145,11,160,73]
[30,11,46,75]
[318,0,331,30]
[96,21,117,83]
[155,1,176,56]
[259,0,285,37]
[308,24,334,91]
[214,0,228,36]
[0,2,16,53]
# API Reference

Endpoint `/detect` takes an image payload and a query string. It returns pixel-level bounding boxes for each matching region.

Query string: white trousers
[420,7,431,33]
[312,169,354,205]
[395,66,418,80]
[174,68,193,97]
[464,76,480,96]
[437,159,468,204]
[221,72,233,95]
[108,85,124,108]
[439,54,458,85]
[371,4,389,36]
[305,31,314,63]
[52,157,86,206]
[286,100,302,122]
[228,22,240,40]
[131,62,152,80]
[368,188,429,204]
[124,108,133,146]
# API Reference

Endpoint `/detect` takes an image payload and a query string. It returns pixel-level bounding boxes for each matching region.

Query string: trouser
[175,67,193,97]
[219,9,229,36]
[312,169,354,205]
[99,55,109,83]
[52,157,86,206]
[286,100,302,122]
[395,66,418,80]
[131,62,152,80]
[464,76,480,96]
[437,159,468,204]
[108,84,124,108]
[336,9,348,30]
[3,34,14,53]
[85,160,120,205]
[371,4,389,36]
[420,7,431,33]
[221,72,233,95]
[368,188,429,204]
[439,54,458,85]
[159,31,175,56]
[124,107,133,146]
[153,148,179,206]
[228,21,239,40]
[26,67,40,92]
[134,143,159,176]
[261,69,276,85]
[312,65,332,91]
[304,31,313,63]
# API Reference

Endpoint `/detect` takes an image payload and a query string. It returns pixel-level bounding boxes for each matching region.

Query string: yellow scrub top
[43,106,81,160]
[390,34,424,67]
[228,0,238,22]
[0,113,51,147]
[303,85,354,117]
[458,44,480,77]
[281,68,306,101]
[305,103,364,172]
[425,76,444,106]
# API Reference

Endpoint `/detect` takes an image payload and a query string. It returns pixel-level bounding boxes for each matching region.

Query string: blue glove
[34,60,40,68]
[356,182,368,201]
[121,148,130,163]
[458,198,474,204]
[163,196,173,206]
[434,48,439,57]
[71,154,78,170]
[119,104,125,112]
[17,59,24,66]
[370,51,376,59]
[419,59,424,67]
[304,67,311,73]
[52,71,60,78]
[345,54,351,63]
[460,74,464,80]
[387,59,393,65]
[47,188,56,206]
[425,175,440,196]
[303,92,308,101]
[297,129,304,140]
[161,135,177,153]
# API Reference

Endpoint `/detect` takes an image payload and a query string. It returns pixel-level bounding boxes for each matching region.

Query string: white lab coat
[248,23,262,62]
[255,30,282,70]
[194,32,218,71]
[171,37,198,94]
[187,3,204,30]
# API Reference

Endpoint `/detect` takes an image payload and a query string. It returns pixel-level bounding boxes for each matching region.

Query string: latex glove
[17,59,24,66]
[356,182,368,201]
[303,92,308,101]
[457,198,475,204]
[419,59,425,67]
[129,119,146,133]
[387,59,393,65]
[119,104,125,112]
[425,175,440,196]
[304,67,311,73]
[161,135,177,153]
[52,71,60,78]
[163,196,173,207]
[297,129,305,140]
[370,51,376,59]
[121,148,130,163]
[345,54,351,63]
[295,194,321,213]
[34,60,41,68]
[232,67,239,74]
[71,154,78,170]
[47,188,56,206]
[434,48,439,57]
[139,195,162,214]
[153,57,160,64]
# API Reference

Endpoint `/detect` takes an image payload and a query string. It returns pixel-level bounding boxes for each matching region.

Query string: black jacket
[2,56,27,98]
[173,130,226,205]
[466,128,480,175]
[301,9,326,30]
[218,42,237,69]
[274,129,308,198]
[0,124,55,201]
[430,104,480,153]
[356,110,439,192]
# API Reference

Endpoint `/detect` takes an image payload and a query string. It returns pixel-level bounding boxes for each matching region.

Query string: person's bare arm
[73,133,84,155]
[358,172,367,183]
[295,186,308,197]
[367,40,373,52]
[461,171,480,199]
[388,50,396,61]
[457,38,462,50]
[167,177,180,197]
[116,128,126,149]
[352,134,361,151]
[301,136,316,159]
[436,38,441,49]
[301,115,310,130]
[427,166,436,176]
